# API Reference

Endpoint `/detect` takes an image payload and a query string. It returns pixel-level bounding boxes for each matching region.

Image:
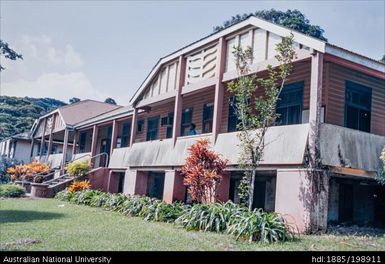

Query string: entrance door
[339,183,354,223]
[100,138,111,167]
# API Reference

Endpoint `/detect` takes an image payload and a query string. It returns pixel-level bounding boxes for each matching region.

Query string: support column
[275,169,329,234]
[29,137,35,162]
[39,118,47,158]
[72,130,78,158]
[172,55,186,145]
[308,51,324,165]
[46,114,56,160]
[212,37,227,142]
[123,169,148,196]
[216,171,230,202]
[163,170,186,204]
[61,128,69,169]
[90,125,98,157]
[129,109,138,147]
[110,120,118,156]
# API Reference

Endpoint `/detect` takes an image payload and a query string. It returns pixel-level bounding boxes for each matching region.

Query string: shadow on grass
[0,210,65,224]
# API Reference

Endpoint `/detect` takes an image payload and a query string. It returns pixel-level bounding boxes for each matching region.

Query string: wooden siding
[326,63,385,136]
[185,44,218,85]
[135,101,176,142]
[181,87,216,135]
[142,61,178,100]
[220,60,314,133]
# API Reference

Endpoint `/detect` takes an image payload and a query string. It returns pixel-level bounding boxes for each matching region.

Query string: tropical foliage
[213,9,327,41]
[181,139,228,203]
[67,180,91,193]
[376,146,385,185]
[7,159,50,182]
[66,160,91,177]
[55,190,294,243]
[0,156,19,183]
[0,39,23,71]
[227,35,295,210]
[0,183,25,197]
[0,96,66,140]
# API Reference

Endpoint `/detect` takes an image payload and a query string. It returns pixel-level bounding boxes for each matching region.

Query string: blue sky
[1,0,384,105]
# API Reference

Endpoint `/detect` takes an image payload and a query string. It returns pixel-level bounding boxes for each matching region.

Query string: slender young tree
[227,34,296,210]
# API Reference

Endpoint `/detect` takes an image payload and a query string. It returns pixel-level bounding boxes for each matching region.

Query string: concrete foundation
[123,170,148,196]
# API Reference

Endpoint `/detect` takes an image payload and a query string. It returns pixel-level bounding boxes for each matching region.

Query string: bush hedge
[0,184,25,198]
[55,189,294,243]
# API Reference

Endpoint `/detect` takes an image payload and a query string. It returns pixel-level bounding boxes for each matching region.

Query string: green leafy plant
[376,146,385,185]
[227,208,294,243]
[227,34,295,210]
[175,201,240,232]
[66,160,91,177]
[0,184,25,198]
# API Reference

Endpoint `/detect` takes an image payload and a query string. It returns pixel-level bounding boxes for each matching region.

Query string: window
[344,81,372,132]
[120,122,131,148]
[181,108,193,136]
[137,119,144,133]
[276,81,304,125]
[228,96,240,132]
[202,103,214,133]
[79,132,87,153]
[146,116,160,141]
[166,112,174,139]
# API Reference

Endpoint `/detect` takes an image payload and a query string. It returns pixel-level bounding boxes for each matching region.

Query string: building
[18,16,385,233]
[30,100,121,169]
[0,132,32,163]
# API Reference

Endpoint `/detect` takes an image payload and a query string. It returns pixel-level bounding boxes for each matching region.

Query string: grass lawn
[1,198,384,251]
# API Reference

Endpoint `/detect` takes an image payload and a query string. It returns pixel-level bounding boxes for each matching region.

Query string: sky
[0,0,384,105]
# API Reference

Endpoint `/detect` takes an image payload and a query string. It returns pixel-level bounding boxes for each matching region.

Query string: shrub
[376,146,385,185]
[104,193,128,210]
[7,159,50,182]
[227,208,294,243]
[0,184,25,198]
[67,180,91,193]
[175,201,241,232]
[118,195,154,217]
[140,200,186,223]
[90,191,110,207]
[66,160,91,177]
[0,156,19,183]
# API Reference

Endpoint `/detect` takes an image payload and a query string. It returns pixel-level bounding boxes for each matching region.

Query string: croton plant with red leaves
[181,138,228,204]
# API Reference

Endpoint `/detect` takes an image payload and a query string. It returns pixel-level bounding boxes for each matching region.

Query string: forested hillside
[0,96,66,140]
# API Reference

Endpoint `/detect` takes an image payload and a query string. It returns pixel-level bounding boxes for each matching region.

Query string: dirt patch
[327,225,385,237]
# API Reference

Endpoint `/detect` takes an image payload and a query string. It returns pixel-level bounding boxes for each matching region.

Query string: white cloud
[1,72,108,103]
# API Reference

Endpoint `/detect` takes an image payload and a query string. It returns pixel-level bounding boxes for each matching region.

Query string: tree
[380,55,385,63]
[213,9,327,41]
[69,97,81,104]
[181,138,228,203]
[227,34,295,210]
[104,97,117,105]
[0,40,23,71]
[376,146,385,185]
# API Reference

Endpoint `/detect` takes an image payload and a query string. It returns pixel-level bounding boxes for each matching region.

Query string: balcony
[109,124,310,169]
[319,123,385,173]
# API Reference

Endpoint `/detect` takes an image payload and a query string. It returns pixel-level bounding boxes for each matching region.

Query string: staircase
[29,152,109,198]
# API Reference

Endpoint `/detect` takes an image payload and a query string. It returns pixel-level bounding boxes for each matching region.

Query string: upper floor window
[228,96,240,132]
[181,108,193,136]
[202,103,214,133]
[79,132,87,153]
[137,119,144,134]
[276,81,304,126]
[120,122,131,148]
[344,81,372,133]
[163,112,174,139]
[146,116,160,141]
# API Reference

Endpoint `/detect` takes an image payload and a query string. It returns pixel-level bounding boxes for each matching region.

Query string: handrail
[90,152,109,168]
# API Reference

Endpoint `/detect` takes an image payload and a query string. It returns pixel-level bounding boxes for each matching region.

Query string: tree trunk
[248,167,256,211]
